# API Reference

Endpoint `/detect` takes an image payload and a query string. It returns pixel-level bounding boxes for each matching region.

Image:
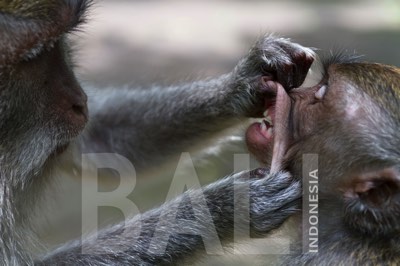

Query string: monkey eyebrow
[321,51,363,74]
[22,38,61,62]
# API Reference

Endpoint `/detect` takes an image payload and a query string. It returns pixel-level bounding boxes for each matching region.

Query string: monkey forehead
[0,0,92,65]
[330,63,400,122]
[0,0,93,34]
[0,0,92,24]
[319,64,400,163]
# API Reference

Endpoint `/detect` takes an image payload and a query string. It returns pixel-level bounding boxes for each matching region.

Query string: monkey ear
[343,167,400,207]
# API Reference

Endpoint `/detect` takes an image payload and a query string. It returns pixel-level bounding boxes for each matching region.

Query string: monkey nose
[68,88,88,119]
[72,102,88,119]
[58,87,89,128]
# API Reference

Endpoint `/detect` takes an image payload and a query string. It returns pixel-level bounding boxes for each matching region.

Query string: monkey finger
[291,56,315,88]
[250,180,302,233]
[251,197,301,234]
[249,167,270,179]
[260,76,279,94]
[273,42,315,90]
[250,171,297,196]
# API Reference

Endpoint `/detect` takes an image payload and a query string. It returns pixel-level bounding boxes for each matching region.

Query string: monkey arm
[79,36,314,171]
[80,74,251,171]
[37,169,301,265]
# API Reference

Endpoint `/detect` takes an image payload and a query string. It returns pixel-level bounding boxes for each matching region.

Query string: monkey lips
[246,81,291,173]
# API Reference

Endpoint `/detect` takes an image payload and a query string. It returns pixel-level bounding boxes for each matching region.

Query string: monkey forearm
[37,170,300,265]
[81,73,251,170]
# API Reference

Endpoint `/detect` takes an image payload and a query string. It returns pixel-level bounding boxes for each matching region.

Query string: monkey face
[245,66,328,173]
[0,0,91,181]
[0,41,88,178]
[246,59,400,237]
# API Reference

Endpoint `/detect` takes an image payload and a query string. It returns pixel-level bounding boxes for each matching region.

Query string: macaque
[0,0,315,264]
[246,54,400,264]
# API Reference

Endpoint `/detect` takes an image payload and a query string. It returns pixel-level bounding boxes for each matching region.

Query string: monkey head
[0,0,91,181]
[246,56,400,237]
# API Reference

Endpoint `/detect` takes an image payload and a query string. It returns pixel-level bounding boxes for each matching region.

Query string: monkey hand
[228,35,315,117]
[234,168,302,234]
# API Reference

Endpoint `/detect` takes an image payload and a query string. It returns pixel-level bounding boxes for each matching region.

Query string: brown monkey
[246,55,400,264]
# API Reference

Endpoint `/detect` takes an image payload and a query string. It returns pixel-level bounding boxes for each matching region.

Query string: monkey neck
[0,177,35,264]
[0,157,57,264]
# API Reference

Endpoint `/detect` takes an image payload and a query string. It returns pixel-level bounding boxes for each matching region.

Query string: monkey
[245,54,400,264]
[0,0,316,265]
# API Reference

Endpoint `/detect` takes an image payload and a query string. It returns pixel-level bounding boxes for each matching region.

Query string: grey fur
[0,1,315,265]
[38,170,300,265]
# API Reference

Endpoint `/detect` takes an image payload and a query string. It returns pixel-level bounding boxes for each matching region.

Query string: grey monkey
[0,0,314,265]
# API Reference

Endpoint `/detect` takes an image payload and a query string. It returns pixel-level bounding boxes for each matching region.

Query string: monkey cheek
[344,198,400,236]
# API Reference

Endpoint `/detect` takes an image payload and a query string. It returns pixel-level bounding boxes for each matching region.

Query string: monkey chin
[246,83,291,172]
[49,113,88,157]
[49,127,85,157]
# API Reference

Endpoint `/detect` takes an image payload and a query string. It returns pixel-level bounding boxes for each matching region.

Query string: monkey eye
[22,40,58,62]
[314,84,327,100]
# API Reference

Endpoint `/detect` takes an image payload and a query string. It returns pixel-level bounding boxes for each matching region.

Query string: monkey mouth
[246,83,292,173]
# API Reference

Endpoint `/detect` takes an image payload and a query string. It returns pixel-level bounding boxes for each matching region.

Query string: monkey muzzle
[245,79,292,173]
